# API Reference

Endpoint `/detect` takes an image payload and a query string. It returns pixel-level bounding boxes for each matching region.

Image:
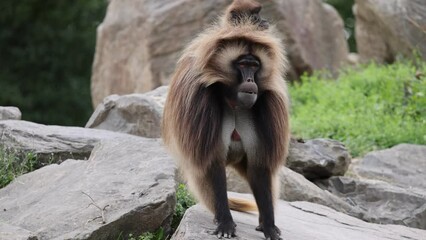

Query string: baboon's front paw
[213,220,237,239]
[263,225,282,240]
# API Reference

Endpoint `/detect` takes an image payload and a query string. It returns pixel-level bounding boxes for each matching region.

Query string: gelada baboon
[163,0,289,239]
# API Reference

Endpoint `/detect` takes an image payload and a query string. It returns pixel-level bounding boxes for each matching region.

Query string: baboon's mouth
[238,82,258,95]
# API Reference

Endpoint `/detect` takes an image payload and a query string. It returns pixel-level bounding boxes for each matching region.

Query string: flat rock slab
[351,144,426,190]
[0,138,176,240]
[172,193,426,240]
[0,120,139,164]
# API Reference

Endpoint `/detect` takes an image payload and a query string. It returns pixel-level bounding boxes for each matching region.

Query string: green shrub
[172,184,196,231]
[290,61,426,156]
[0,148,38,188]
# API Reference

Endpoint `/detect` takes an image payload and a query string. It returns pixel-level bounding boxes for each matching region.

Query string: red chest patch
[231,129,241,141]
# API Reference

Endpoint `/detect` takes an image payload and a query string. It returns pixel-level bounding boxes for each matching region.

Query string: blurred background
[0,0,107,126]
[0,0,424,157]
[0,0,355,126]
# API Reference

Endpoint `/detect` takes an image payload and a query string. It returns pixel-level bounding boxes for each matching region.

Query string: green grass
[0,148,38,188]
[289,61,426,157]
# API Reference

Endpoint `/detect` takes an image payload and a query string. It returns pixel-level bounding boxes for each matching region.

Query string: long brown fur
[163,0,289,214]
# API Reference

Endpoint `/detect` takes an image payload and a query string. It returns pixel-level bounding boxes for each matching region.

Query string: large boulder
[0,106,21,120]
[172,192,426,240]
[90,0,228,107]
[0,120,140,165]
[350,144,426,190]
[354,0,426,63]
[0,137,176,239]
[268,0,349,79]
[227,167,362,219]
[91,0,349,107]
[86,86,167,138]
[316,176,426,229]
[287,138,351,180]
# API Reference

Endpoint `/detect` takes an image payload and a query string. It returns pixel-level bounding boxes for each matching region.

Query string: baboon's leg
[247,166,282,240]
[192,160,236,238]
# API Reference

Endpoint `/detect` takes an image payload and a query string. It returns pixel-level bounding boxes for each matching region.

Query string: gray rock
[90,0,227,107]
[0,120,139,165]
[354,0,426,63]
[172,192,426,240]
[0,106,21,120]
[350,144,426,190]
[0,138,176,240]
[271,1,349,79]
[227,167,362,219]
[316,176,426,229]
[0,223,37,240]
[86,86,167,138]
[91,0,348,107]
[287,138,351,180]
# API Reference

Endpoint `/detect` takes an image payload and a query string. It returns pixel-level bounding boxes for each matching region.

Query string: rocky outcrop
[0,138,176,240]
[90,0,229,107]
[316,176,426,229]
[354,0,426,63]
[0,120,140,165]
[227,167,362,218]
[268,0,349,79]
[86,86,167,138]
[0,106,21,120]
[172,192,426,240]
[350,144,426,190]
[287,138,351,180]
[91,0,349,107]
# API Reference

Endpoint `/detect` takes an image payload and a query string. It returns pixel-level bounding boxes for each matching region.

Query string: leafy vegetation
[0,148,38,188]
[0,1,107,126]
[172,184,197,231]
[290,60,426,157]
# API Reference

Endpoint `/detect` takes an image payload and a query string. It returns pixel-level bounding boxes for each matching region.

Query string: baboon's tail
[228,197,258,212]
